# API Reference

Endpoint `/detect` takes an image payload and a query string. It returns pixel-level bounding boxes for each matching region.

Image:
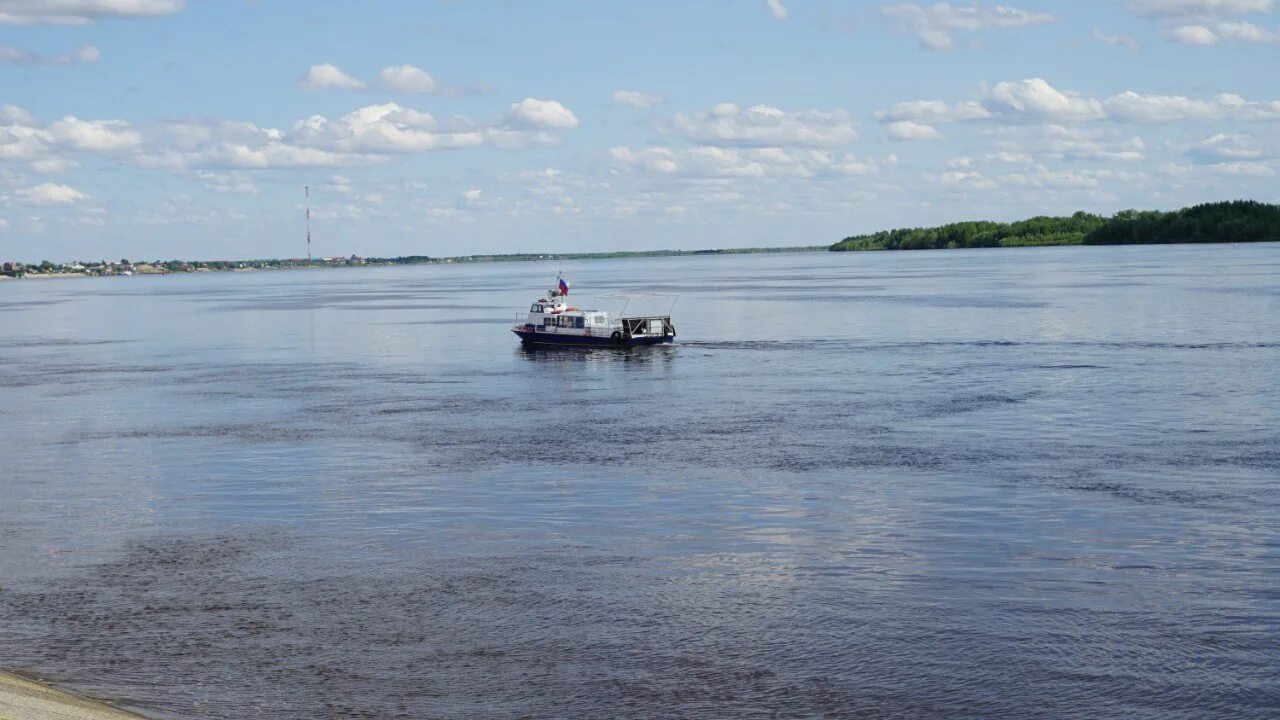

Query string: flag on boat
[558,275,569,295]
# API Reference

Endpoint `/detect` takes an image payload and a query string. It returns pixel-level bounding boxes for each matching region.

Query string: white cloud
[924,169,997,190]
[30,157,78,173]
[1093,29,1141,50]
[1102,91,1280,122]
[1038,125,1146,161]
[16,181,87,205]
[377,64,438,94]
[1170,20,1280,43]
[197,170,257,194]
[134,100,579,170]
[1171,24,1222,42]
[292,103,484,154]
[49,116,141,151]
[765,0,788,20]
[876,99,991,123]
[881,2,1055,50]
[884,79,1280,130]
[1189,132,1264,162]
[886,120,942,141]
[611,90,663,109]
[1124,0,1274,17]
[985,78,1106,122]
[1210,160,1275,175]
[0,42,100,64]
[0,0,184,25]
[298,63,366,91]
[610,145,889,178]
[999,165,1101,188]
[503,98,580,129]
[668,103,857,147]
[0,103,38,126]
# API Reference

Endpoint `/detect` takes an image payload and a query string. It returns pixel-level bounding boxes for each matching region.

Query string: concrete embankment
[0,671,151,720]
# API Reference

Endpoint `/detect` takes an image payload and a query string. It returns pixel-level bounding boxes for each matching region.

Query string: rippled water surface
[1,246,1278,719]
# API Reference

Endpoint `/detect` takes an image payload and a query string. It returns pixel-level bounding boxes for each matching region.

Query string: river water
[0,245,1277,719]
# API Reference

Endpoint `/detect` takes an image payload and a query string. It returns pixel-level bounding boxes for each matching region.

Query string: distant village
[1,246,820,280]
[1,256,374,279]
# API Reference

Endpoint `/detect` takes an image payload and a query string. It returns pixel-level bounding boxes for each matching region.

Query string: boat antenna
[305,185,312,261]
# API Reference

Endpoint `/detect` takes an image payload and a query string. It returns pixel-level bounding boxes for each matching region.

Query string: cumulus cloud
[610,145,889,178]
[197,170,257,195]
[765,0,788,20]
[1037,125,1146,161]
[883,78,1280,129]
[377,64,438,94]
[1188,132,1264,162]
[503,98,579,129]
[298,63,366,91]
[0,103,37,126]
[924,169,997,190]
[130,99,579,170]
[668,103,857,147]
[1210,160,1275,175]
[999,166,1101,188]
[293,103,484,153]
[0,0,181,25]
[1093,29,1141,50]
[611,90,663,109]
[985,78,1106,122]
[16,181,87,205]
[1103,90,1280,122]
[1171,24,1222,42]
[876,99,991,123]
[1170,20,1280,43]
[0,42,100,64]
[49,116,141,151]
[881,2,1055,50]
[1124,0,1274,17]
[886,120,942,141]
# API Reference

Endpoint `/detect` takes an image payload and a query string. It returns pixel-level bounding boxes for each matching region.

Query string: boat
[512,276,676,347]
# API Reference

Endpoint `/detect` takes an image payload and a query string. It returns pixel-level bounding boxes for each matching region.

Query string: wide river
[1,245,1277,719]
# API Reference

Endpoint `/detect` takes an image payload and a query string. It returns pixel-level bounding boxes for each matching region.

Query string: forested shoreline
[829,201,1280,252]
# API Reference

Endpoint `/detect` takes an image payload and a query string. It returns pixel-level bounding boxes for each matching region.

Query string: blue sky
[1,0,1278,262]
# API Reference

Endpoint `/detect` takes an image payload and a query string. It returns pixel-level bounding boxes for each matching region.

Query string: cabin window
[531,304,541,313]
[574,317,584,329]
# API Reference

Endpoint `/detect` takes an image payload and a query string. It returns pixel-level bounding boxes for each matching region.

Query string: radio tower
[305,185,312,261]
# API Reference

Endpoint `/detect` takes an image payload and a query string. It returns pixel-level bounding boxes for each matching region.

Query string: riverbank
[0,246,825,282]
[0,671,151,720]
[830,200,1280,251]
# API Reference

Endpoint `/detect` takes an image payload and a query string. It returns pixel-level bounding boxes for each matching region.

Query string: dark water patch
[0,337,126,348]
[0,299,66,311]
[6,534,1274,720]
[65,422,321,446]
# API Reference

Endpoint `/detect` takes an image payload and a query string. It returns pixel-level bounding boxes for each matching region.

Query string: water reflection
[516,343,678,367]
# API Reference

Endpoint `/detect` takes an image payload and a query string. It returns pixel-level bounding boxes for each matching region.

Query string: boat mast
[305,185,312,261]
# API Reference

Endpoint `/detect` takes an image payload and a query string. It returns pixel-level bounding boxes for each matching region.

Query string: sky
[1,0,1279,262]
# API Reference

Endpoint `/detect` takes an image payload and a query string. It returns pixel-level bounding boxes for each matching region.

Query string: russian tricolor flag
[558,276,569,295]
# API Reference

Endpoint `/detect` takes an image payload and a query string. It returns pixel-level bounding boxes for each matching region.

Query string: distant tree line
[829,201,1280,251]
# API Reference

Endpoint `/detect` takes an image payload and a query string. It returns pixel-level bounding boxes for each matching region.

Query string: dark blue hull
[513,329,673,347]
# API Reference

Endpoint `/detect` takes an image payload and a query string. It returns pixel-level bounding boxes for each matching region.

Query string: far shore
[0,669,152,720]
